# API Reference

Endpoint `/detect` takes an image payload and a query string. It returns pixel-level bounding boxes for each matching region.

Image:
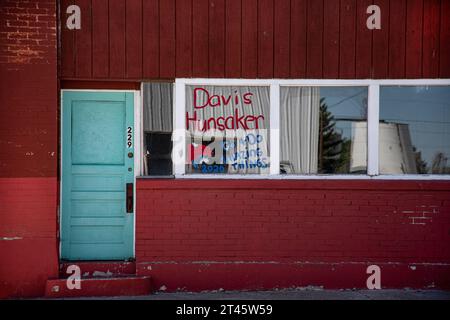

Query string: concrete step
[45,276,152,298]
[59,261,136,279]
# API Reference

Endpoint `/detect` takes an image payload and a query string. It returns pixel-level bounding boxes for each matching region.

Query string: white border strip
[173,174,450,180]
[177,78,450,86]
[367,84,379,176]
[270,84,280,175]
[173,81,186,175]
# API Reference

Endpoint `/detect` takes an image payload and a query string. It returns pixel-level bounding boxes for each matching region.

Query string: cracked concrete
[49,289,450,300]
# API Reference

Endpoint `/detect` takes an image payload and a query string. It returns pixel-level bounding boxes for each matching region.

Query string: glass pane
[185,85,270,174]
[280,86,368,174]
[142,82,173,175]
[379,86,450,175]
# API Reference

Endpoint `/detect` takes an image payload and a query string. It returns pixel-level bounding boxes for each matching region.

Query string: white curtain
[280,87,320,174]
[186,85,270,174]
[143,82,173,132]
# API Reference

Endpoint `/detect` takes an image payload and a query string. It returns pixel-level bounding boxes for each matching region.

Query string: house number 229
[127,127,133,148]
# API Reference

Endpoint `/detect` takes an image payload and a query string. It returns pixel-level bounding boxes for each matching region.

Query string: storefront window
[143,82,173,175]
[379,86,450,175]
[185,85,270,174]
[280,86,368,174]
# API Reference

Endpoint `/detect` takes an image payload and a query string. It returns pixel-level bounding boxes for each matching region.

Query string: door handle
[126,183,133,213]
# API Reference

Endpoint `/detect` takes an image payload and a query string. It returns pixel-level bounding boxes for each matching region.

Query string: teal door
[61,91,134,260]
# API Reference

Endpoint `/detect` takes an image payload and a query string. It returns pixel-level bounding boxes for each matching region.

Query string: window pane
[185,85,270,174]
[379,86,450,175]
[143,82,173,175]
[280,87,368,174]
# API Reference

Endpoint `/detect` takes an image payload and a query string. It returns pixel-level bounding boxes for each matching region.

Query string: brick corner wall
[0,0,58,298]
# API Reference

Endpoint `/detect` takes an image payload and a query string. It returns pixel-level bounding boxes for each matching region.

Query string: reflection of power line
[382,98,450,105]
[410,130,450,134]
[327,90,366,109]
[414,146,450,149]
[382,119,450,125]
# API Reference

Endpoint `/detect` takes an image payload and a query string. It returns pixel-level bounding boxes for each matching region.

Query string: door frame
[59,89,141,260]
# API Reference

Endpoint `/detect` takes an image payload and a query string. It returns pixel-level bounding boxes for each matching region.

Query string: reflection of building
[351,122,417,174]
[379,122,417,174]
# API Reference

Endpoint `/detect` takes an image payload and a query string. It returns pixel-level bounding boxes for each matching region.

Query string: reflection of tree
[431,152,450,174]
[318,98,348,173]
[413,147,428,174]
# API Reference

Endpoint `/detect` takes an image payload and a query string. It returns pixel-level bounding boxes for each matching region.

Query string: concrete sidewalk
[62,289,450,300]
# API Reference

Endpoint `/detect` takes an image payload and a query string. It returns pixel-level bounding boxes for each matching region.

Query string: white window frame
[172,78,450,180]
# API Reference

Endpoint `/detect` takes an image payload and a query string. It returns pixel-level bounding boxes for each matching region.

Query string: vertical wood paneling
[92,0,109,78]
[290,0,307,78]
[355,0,373,78]
[160,0,176,78]
[60,0,450,80]
[323,0,339,79]
[143,0,159,78]
[258,0,274,78]
[440,0,450,77]
[209,0,225,77]
[388,0,406,78]
[306,0,323,78]
[405,0,423,78]
[75,0,92,78]
[339,0,356,79]
[176,0,193,77]
[109,0,126,78]
[422,0,441,78]
[241,0,258,78]
[274,0,290,78]
[192,0,209,77]
[126,0,143,78]
[225,0,242,78]
[372,0,389,78]
[61,0,75,77]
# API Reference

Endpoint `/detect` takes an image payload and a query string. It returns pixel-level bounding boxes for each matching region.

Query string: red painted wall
[60,0,450,80]
[0,0,58,298]
[136,179,450,290]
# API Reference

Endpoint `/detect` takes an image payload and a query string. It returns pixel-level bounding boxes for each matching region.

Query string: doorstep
[45,261,152,298]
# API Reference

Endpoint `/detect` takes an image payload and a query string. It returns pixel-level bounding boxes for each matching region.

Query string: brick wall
[0,178,58,298]
[0,0,56,65]
[0,0,57,177]
[0,0,58,298]
[136,179,450,290]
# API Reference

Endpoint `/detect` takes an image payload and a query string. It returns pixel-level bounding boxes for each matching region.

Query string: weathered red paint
[0,0,57,176]
[137,262,450,291]
[45,276,152,298]
[60,0,450,79]
[136,179,450,290]
[0,0,58,299]
[0,178,58,299]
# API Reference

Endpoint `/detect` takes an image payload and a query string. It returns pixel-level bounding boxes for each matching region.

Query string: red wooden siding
[60,0,450,79]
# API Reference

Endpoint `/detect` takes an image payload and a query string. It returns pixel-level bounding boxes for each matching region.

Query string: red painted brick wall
[136,179,450,290]
[0,178,58,298]
[0,0,57,177]
[0,0,58,298]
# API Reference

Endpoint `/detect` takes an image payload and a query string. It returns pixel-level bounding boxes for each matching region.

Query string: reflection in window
[143,82,173,175]
[280,87,368,174]
[379,86,450,175]
[185,86,270,174]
